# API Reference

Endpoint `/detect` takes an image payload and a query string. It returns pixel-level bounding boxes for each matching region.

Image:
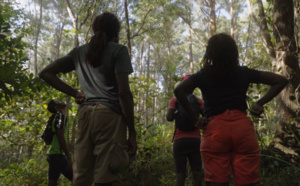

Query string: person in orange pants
[174,33,288,186]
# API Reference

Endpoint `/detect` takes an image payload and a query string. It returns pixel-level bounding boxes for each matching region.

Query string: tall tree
[249,0,300,160]
[230,0,235,38]
[247,0,276,63]
[65,0,96,47]
[271,0,300,160]
[124,0,132,57]
[33,0,43,77]
[209,0,216,36]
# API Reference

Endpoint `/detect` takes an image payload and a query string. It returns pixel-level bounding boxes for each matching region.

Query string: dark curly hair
[202,33,239,79]
[85,12,121,67]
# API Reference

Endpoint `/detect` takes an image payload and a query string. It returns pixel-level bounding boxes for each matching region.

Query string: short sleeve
[245,67,262,83]
[55,113,67,129]
[168,96,177,110]
[190,70,204,87]
[55,48,76,73]
[114,46,133,74]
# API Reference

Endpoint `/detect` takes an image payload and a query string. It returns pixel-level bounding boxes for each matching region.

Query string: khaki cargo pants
[73,104,129,185]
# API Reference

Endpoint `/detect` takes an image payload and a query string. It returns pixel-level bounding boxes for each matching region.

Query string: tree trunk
[249,0,300,161]
[271,0,300,160]
[189,27,194,74]
[124,0,132,57]
[65,0,94,47]
[230,0,235,38]
[209,0,216,36]
[145,42,150,127]
[55,23,65,58]
[243,17,252,64]
[34,0,43,77]
[247,0,276,63]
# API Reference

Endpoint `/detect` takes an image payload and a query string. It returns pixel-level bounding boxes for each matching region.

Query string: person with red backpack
[174,33,288,186]
[166,75,208,186]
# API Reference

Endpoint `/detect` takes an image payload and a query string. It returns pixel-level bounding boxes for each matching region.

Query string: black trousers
[47,154,73,181]
[173,138,202,174]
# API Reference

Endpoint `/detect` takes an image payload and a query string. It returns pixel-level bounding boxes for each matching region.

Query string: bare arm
[39,62,85,103]
[174,78,200,124]
[166,109,175,121]
[250,71,288,116]
[116,73,137,156]
[174,78,210,128]
[56,128,72,170]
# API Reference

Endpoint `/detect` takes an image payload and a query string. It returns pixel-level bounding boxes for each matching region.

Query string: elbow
[166,117,174,122]
[39,70,46,79]
[279,77,289,89]
[174,86,185,98]
[39,69,50,80]
[174,87,180,97]
[118,90,133,99]
[283,78,289,87]
[166,109,175,121]
[166,115,173,122]
[39,69,56,82]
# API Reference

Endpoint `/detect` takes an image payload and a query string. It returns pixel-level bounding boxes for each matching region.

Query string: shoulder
[69,44,89,56]
[55,44,88,70]
[196,97,204,104]
[54,112,67,128]
[239,66,260,73]
[169,96,177,103]
[239,66,261,79]
[168,96,177,109]
[55,112,65,117]
[190,69,206,85]
[107,42,128,52]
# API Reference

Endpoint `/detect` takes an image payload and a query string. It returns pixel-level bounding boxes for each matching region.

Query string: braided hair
[85,12,121,67]
[202,33,239,79]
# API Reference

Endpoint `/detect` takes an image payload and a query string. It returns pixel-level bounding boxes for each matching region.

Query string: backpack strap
[59,115,67,155]
[51,114,57,133]
[52,113,65,155]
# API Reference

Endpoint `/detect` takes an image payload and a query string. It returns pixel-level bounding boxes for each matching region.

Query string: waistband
[209,109,248,121]
[80,100,122,114]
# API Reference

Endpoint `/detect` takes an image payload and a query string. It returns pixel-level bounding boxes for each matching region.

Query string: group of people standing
[40,11,288,186]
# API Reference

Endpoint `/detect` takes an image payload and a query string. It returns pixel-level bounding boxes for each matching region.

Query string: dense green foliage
[0,0,299,185]
[0,2,41,103]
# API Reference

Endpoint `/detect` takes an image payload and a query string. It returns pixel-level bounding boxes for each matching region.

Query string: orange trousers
[201,110,260,186]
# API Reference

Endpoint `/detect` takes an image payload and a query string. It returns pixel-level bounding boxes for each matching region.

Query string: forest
[0,0,300,185]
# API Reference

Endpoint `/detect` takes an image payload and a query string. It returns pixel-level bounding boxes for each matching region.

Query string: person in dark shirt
[40,12,137,186]
[174,33,288,186]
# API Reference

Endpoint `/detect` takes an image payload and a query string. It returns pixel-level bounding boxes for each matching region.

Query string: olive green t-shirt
[55,42,133,113]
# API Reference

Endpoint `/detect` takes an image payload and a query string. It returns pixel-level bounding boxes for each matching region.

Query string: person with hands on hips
[40,12,137,186]
[174,33,288,186]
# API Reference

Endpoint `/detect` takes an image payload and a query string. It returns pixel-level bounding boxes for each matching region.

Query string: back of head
[47,100,57,114]
[202,33,239,79]
[47,100,66,113]
[86,12,121,67]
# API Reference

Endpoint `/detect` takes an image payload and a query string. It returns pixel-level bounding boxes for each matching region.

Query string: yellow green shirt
[47,112,68,155]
